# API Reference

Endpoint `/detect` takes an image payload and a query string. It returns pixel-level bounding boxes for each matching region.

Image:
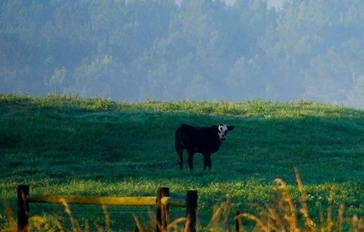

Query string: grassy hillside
[1,94,364,231]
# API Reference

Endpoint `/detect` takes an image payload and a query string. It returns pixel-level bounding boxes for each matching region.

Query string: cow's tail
[175,125,183,152]
[175,124,184,169]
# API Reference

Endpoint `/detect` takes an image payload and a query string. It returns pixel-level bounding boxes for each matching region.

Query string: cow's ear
[228,126,235,131]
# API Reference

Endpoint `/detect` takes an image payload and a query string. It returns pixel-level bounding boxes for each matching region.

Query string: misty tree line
[1,0,364,107]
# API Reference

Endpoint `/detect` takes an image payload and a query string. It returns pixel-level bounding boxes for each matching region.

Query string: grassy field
[1,94,364,231]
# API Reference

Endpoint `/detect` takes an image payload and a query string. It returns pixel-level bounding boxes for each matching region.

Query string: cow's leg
[187,150,194,170]
[203,153,212,170]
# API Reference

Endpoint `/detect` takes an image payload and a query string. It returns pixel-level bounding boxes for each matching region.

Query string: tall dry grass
[235,167,364,232]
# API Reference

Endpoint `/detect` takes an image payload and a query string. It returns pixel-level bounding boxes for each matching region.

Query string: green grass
[1,94,364,231]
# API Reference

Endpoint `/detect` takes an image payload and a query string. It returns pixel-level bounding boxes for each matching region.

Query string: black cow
[175,123,235,170]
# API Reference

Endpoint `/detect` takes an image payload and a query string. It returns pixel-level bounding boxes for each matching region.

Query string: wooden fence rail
[27,194,158,206]
[17,185,197,232]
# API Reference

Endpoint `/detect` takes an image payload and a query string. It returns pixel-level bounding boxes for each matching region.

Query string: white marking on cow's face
[218,124,229,141]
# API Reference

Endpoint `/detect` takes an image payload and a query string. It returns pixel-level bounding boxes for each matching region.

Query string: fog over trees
[1,0,364,108]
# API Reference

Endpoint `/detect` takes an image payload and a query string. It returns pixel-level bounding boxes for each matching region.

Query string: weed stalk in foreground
[235,167,363,232]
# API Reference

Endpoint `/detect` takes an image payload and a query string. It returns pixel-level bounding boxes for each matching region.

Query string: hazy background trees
[1,0,364,108]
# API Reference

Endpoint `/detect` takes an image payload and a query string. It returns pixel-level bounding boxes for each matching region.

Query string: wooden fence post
[156,187,169,232]
[17,185,29,232]
[235,210,240,232]
[185,190,197,232]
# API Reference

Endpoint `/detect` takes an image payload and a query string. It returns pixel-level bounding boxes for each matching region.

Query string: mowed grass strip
[1,94,364,230]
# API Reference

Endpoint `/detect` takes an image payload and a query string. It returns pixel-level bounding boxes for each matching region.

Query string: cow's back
[176,124,221,152]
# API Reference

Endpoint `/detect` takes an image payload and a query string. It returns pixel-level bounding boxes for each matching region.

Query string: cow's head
[217,124,235,141]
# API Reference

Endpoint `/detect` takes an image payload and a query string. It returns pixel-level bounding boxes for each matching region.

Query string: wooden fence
[17,185,197,232]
